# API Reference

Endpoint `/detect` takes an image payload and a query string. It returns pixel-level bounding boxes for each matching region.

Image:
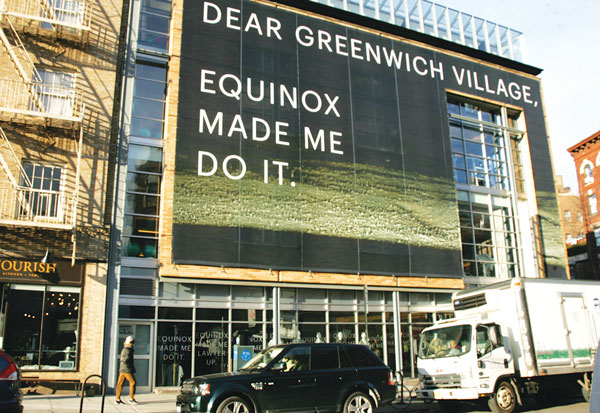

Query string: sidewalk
[23,392,178,413]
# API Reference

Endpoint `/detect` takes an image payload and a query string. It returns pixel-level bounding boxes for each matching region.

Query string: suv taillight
[388,371,396,386]
[0,350,18,381]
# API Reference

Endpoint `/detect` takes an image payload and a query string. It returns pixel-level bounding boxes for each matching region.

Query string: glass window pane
[138,31,169,53]
[232,286,264,302]
[159,283,194,300]
[39,291,79,369]
[140,12,169,34]
[126,172,161,194]
[123,236,158,258]
[131,117,164,139]
[297,289,327,304]
[132,97,164,120]
[196,285,229,300]
[451,138,463,153]
[195,323,228,376]
[135,63,166,81]
[125,193,160,215]
[329,290,356,304]
[156,322,192,386]
[158,307,193,319]
[232,309,263,322]
[454,170,467,184]
[128,144,163,173]
[123,215,159,237]
[134,79,165,101]
[196,308,228,320]
[4,289,44,369]
[453,154,465,169]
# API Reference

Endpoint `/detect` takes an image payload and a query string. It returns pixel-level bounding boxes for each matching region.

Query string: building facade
[568,130,600,280]
[0,0,121,387]
[104,0,567,391]
[555,176,587,278]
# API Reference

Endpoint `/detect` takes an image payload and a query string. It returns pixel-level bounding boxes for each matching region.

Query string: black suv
[0,349,23,413]
[176,343,396,413]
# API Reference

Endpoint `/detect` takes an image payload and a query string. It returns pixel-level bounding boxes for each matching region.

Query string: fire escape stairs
[0,1,87,263]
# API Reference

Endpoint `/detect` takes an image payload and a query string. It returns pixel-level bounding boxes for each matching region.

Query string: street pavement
[22,389,589,413]
[23,392,438,413]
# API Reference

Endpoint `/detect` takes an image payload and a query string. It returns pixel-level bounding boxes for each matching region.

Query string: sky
[440,0,600,193]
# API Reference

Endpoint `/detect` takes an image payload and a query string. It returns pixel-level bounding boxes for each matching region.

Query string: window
[589,195,598,216]
[448,95,522,279]
[564,210,571,222]
[34,68,76,117]
[578,211,583,222]
[137,0,171,54]
[43,0,86,26]
[122,61,167,258]
[448,101,509,191]
[122,144,162,258]
[279,346,310,372]
[475,324,503,358]
[2,285,80,370]
[594,229,600,247]
[19,162,64,220]
[130,63,167,139]
[311,345,339,370]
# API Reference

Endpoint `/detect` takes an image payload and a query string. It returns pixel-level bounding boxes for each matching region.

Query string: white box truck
[416,277,600,413]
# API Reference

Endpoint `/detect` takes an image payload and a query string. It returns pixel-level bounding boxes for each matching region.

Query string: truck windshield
[418,325,472,359]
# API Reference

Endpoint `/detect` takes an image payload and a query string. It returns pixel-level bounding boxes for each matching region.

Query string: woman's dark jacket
[119,346,135,373]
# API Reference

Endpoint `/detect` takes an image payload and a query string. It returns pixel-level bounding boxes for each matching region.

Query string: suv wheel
[216,396,252,413]
[343,391,374,413]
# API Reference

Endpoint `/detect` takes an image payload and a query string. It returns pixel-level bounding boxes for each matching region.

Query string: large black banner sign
[172,0,564,277]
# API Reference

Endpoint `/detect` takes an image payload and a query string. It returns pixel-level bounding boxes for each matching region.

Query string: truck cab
[417,320,516,412]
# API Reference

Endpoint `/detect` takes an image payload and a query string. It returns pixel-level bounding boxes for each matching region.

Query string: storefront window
[3,286,79,370]
[329,324,356,344]
[155,322,192,387]
[232,323,263,352]
[195,322,228,376]
[386,321,396,370]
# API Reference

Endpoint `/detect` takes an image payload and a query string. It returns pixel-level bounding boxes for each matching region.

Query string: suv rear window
[343,345,382,367]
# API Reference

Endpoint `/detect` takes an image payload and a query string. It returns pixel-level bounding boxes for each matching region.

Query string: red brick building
[568,130,600,279]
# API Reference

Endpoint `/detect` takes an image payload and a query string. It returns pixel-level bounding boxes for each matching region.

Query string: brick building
[555,176,587,278]
[568,130,600,280]
[0,0,121,388]
[101,0,568,390]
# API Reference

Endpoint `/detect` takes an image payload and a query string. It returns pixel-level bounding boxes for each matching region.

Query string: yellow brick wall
[0,0,121,383]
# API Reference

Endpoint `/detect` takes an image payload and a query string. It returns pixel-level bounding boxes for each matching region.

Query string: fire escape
[0,0,91,262]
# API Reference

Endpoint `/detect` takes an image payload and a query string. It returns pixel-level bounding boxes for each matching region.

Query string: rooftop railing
[310,0,526,62]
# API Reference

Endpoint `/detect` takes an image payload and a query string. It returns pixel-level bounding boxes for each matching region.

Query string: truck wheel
[343,391,374,413]
[488,381,516,413]
[216,396,253,413]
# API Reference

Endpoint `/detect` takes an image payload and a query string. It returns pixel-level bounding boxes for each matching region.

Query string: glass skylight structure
[310,0,526,62]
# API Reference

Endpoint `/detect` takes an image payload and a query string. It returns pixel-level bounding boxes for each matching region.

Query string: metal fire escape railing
[0,0,87,243]
[0,0,92,42]
[0,11,85,125]
[0,124,80,230]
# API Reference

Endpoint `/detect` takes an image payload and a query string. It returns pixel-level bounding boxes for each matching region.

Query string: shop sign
[0,259,83,285]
